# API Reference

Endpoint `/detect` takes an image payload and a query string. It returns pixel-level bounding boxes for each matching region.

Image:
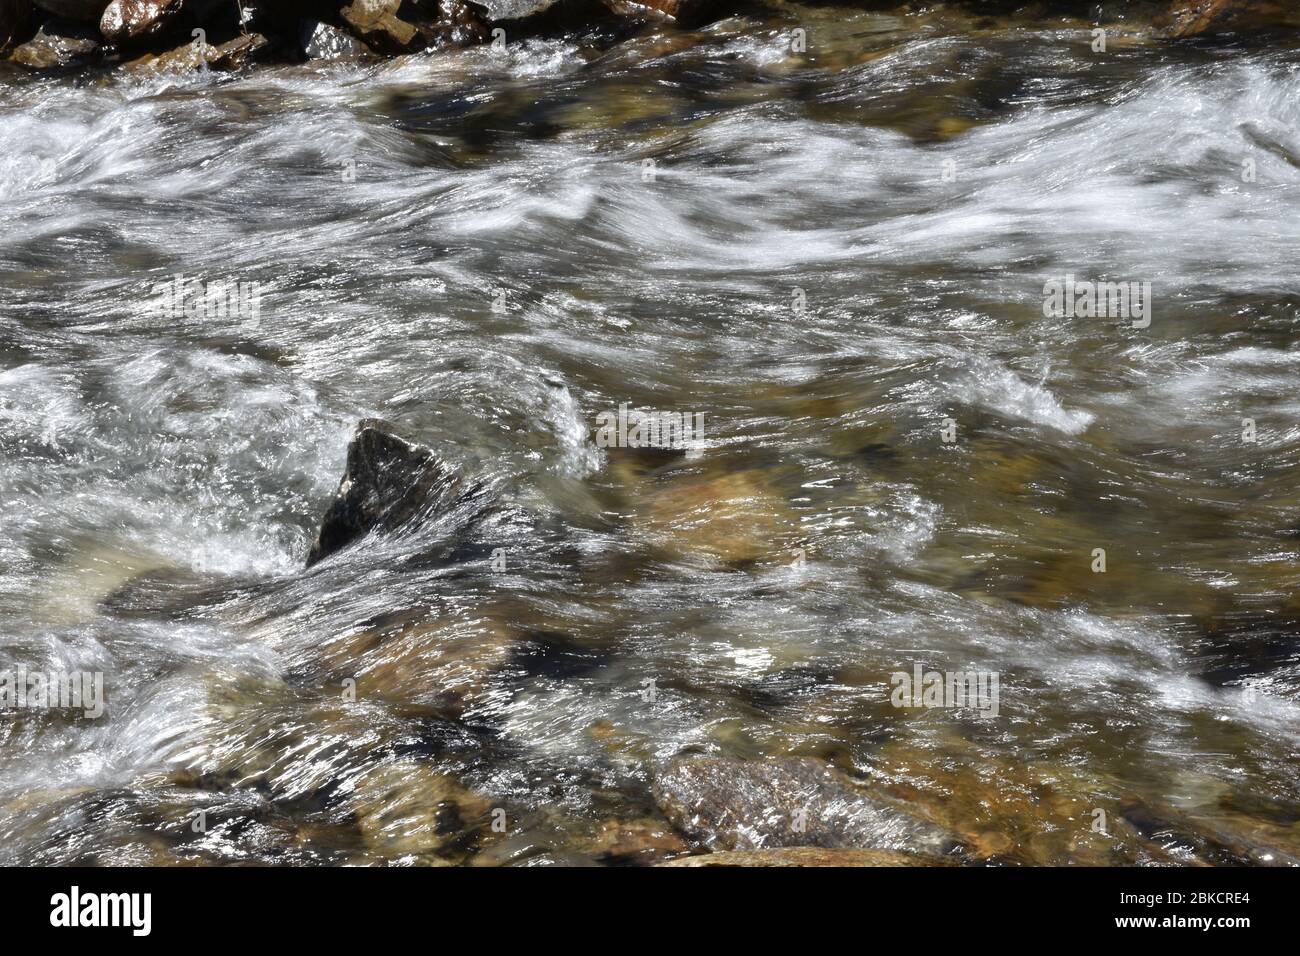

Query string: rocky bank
[2,1,1299,76]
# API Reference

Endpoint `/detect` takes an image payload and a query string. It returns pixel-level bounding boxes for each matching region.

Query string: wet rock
[1118,799,1300,867]
[33,0,105,20]
[341,0,418,52]
[632,465,798,565]
[122,30,269,74]
[874,739,1125,865]
[307,419,462,567]
[466,0,558,21]
[1163,0,1294,36]
[350,760,492,859]
[585,817,690,864]
[9,19,99,68]
[99,0,179,44]
[416,0,488,49]
[601,0,715,26]
[314,606,519,718]
[299,18,371,60]
[658,847,956,867]
[652,756,958,854]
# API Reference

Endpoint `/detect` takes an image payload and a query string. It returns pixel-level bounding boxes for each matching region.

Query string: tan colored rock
[100,0,179,43]
[316,608,519,718]
[634,465,798,564]
[10,21,98,68]
[341,0,418,52]
[658,847,956,867]
[123,31,268,75]
[586,818,690,864]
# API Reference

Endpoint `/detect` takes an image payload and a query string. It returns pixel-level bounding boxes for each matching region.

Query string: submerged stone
[652,756,958,854]
[658,847,956,866]
[350,759,493,859]
[313,606,520,718]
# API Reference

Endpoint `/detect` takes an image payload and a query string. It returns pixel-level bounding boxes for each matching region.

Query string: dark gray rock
[653,756,959,855]
[307,419,461,567]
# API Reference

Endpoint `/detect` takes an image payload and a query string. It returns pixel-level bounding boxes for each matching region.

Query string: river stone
[416,0,488,49]
[350,760,492,859]
[585,817,690,864]
[122,31,268,74]
[307,419,463,567]
[658,847,956,867]
[341,0,418,52]
[314,607,519,718]
[633,465,798,564]
[600,0,714,25]
[652,756,957,854]
[99,0,179,43]
[33,0,105,20]
[1164,0,1291,36]
[10,20,99,67]
[299,18,370,59]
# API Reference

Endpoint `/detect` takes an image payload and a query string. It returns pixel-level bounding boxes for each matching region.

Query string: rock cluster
[3,1,1295,73]
[0,0,720,72]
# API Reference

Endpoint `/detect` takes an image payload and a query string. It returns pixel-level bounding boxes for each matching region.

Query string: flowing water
[2,8,1299,865]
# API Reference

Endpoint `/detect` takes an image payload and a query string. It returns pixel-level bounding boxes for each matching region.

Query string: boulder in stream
[307,419,462,567]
